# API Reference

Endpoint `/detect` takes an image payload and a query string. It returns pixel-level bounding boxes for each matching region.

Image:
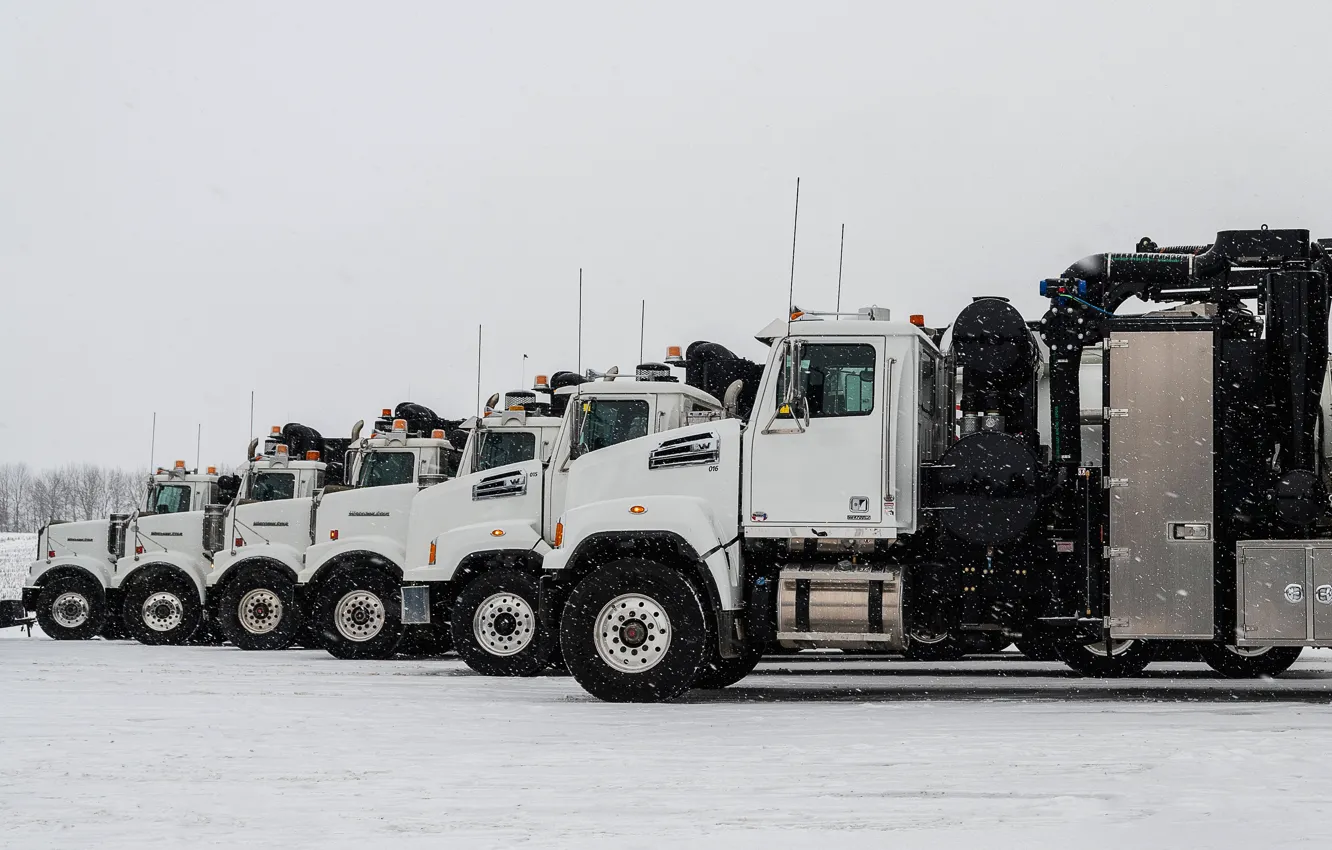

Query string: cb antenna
[786,177,801,340]
[195,423,201,471]
[149,412,157,472]
[639,298,646,364]
[577,268,584,376]
[835,223,846,313]
[475,324,483,417]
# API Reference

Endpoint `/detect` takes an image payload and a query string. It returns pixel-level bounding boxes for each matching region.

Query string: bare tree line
[0,464,151,533]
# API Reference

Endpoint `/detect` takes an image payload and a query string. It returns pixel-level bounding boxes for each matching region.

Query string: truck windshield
[476,431,537,471]
[575,399,650,456]
[357,451,415,487]
[250,472,295,502]
[151,484,193,514]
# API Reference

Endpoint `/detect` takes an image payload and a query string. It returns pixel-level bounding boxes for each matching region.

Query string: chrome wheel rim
[594,592,671,673]
[141,591,185,632]
[334,590,385,643]
[237,588,284,635]
[51,592,90,629]
[472,591,536,657]
[1085,638,1136,658]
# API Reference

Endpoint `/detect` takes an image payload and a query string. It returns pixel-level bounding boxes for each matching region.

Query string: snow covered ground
[4,639,1332,849]
[0,532,35,599]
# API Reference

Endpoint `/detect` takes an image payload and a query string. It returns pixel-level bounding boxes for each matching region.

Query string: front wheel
[1199,644,1301,678]
[560,559,712,703]
[35,573,106,640]
[450,569,547,676]
[1059,636,1154,677]
[217,566,301,651]
[122,569,203,646]
[314,567,405,661]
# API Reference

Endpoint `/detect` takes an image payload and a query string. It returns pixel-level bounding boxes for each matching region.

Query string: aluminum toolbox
[1235,539,1332,646]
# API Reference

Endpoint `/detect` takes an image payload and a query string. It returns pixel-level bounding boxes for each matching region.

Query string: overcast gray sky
[3,0,1330,469]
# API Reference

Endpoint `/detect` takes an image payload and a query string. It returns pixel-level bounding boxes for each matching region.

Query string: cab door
[746,338,887,528]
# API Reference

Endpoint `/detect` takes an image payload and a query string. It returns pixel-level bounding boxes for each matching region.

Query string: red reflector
[330,530,339,541]
[47,550,55,559]
[234,538,245,548]
[135,546,144,555]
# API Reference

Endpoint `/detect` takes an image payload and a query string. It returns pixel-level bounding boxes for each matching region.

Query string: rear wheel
[314,567,405,660]
[35,573,106,640]
[1199,644,1301,678]
[217,565,301,651]
[561,560,712,703]
[451,568,548,676]
[122,569,203,646]
[1059,636,1154,677]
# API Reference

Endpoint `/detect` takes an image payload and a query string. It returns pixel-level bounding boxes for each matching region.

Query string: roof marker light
[305,451,320,461]
[909,314,925,327]
[629,505,647,514]
[175,460,186,469]
[431,429,445,439]
[271,426,281,435]
[207,466,217,474]
[490,529,505,537]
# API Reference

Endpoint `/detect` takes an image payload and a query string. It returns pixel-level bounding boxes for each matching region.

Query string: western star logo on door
[848,497,871,521]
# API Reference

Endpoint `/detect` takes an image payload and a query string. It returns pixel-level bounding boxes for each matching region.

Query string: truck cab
[115,425,335,646]
[379,365,726,674]
[543,308,952,701]
[22,461,225,641]
[213,403,461,652]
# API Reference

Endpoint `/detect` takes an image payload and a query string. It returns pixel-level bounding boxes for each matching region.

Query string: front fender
[299,536,405,585]
[27,556,112,590]
[207,543,306,588]
[114,552,210,600]
[549,496,740,609]
[403,519,547,583]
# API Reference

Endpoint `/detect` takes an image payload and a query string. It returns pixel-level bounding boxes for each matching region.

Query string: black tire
[451,568,548,676]
[1199,644,1302,678]
[313,567,405,660]
[397,623,455,657]
[692,640,764,690]
[1059,636,1154,677]
[121,568,203,646]
[216,565,302,651]
[560,559,713,703]
[35,573,106,640]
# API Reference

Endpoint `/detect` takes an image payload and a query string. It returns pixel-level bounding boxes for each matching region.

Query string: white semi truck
[367,362,729,674]
[211,403,463,652]
[23,461,229,640]
[116,423,345,645]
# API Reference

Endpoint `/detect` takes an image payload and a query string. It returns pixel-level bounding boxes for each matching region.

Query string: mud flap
[400,585,431,625]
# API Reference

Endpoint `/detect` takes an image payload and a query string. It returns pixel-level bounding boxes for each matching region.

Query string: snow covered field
[0,532,35,599]
[4,639,1332,849]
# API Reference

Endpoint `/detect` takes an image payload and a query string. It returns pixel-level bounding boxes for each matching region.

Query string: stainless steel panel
[1108,331,1215,639]
[1313,547,1332,642]
[776,566,905,651]
[1238,545,1307,642]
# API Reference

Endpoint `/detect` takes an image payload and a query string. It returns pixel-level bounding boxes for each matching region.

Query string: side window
[153,484,193,514]
[356,452,415,487]
[476,431,538,471]
[576,399,650,456]
[777,343,876,418]
[251,472,296,502]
